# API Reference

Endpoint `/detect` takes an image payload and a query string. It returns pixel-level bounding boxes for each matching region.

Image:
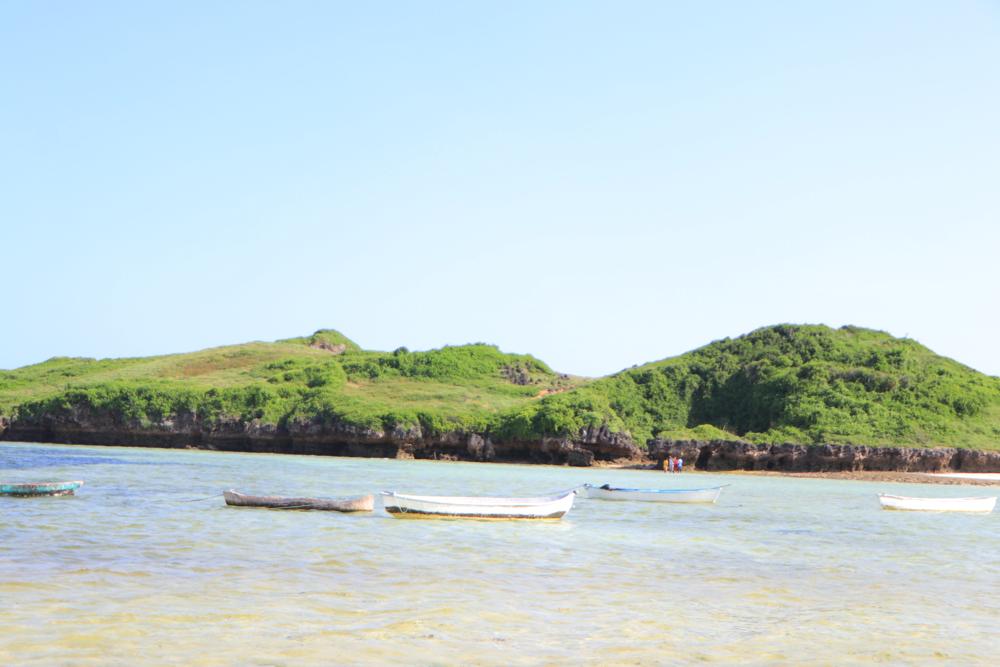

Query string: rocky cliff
[647,438,1000,473]
[3,405,998,471]
[0,405,640,465]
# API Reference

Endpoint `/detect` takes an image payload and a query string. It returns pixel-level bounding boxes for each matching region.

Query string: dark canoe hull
[0,481,84,497]
[224,489,374,512]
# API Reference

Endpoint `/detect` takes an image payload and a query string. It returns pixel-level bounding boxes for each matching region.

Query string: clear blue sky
[2,1,998,377]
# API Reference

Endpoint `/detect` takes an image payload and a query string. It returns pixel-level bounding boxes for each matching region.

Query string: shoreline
[4,438,1000,487]
[712,469,1000,487]
[596,458,1000,486]
[5,408,1000,474]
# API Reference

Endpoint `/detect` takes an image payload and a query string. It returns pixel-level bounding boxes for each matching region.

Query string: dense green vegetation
[0,331,577,440]
[2,325,999,450]
[511,325,1000,449]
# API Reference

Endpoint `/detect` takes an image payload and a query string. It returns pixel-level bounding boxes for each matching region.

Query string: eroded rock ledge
[647,439,1000,473]
[1,408,998,472]
[0,407,641,465]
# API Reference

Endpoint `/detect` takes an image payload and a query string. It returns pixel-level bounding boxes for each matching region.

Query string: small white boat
[581,483,727,503]
[380,490,576,520]
[878,493,997,513]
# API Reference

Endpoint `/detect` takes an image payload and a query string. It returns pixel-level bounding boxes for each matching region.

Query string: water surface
[2,442,998,665]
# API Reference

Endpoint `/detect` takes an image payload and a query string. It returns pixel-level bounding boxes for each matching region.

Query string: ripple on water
[2,442,999,664]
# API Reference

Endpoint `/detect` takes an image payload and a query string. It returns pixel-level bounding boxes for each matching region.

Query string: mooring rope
[178,492,225,502]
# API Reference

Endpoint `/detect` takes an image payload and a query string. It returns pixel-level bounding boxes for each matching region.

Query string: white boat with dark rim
[380,490,576,520]
[877,493,997,513]
[581,483,727,503]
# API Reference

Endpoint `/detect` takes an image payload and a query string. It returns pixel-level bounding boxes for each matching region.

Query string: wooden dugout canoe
[877,493,996,513]
[380,490,576,520]
[581,483,727,503]
[0,480,84,497]
[224,489,374,512]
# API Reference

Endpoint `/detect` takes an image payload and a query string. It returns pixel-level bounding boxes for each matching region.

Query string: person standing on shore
[677,457,684,473]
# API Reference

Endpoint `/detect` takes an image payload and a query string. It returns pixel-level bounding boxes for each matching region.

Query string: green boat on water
[0,481,84,497]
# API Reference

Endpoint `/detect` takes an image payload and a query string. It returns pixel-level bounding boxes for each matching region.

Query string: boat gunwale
[379,490,576,508]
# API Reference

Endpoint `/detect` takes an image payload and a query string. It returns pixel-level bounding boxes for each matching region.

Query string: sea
[1,441,998,665]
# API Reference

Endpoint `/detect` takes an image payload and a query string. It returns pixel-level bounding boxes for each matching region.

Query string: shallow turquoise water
[1,441,998,665]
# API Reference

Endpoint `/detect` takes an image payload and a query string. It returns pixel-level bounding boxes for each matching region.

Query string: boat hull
[878,494,997,513]
[381,491,576,520]
[224,490,374,512]
[582,484,725,503]
[0,481,84,497]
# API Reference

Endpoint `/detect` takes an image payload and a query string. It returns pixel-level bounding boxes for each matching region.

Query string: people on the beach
[662,455,684,472]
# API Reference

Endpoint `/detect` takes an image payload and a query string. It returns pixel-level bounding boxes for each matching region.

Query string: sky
[1,1,999,377]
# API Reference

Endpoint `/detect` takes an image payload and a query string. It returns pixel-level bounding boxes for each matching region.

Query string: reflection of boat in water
[581,483,727,503]
[877,493,996,513]
[224,489,374,512]
[380,490,576,520]
[0,481,84,497]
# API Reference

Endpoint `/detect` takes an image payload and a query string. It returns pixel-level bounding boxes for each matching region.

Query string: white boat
[581,483,727,503]
[877,493,997,513]
[380,490,576,520]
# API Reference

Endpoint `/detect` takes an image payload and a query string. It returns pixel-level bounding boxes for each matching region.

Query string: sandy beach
[604,460,1000,487]
[721,469,1000,487]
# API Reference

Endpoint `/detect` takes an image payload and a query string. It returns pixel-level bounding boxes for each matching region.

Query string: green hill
[0,330,580,443]
[1,325,998,455]
[524,325,1000,450]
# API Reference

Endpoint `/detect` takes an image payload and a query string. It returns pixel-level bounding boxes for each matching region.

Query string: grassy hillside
[522,325,1000,449]
[0,330,582,439]
[2,325,999,450]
